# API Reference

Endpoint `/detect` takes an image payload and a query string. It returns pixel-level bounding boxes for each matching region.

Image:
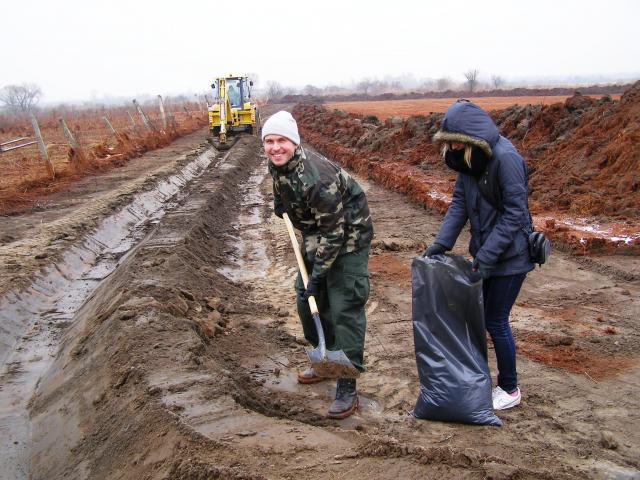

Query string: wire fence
[0,97,208,214]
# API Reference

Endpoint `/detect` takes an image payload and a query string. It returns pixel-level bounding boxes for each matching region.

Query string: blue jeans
[483,273,526,393]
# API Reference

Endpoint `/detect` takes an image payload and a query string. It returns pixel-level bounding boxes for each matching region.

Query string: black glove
[472,259,494,280]
[423,243,446,257]
[302,275,322,302]
[274,203,285,219]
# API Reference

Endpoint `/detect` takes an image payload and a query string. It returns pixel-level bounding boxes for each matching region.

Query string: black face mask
[444,146,490,177]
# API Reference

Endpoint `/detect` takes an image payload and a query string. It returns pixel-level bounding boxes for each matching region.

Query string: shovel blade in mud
[305,311,360,379]
[306,346,360,379]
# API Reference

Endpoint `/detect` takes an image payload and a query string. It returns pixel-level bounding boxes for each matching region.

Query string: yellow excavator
[208,74,260,148]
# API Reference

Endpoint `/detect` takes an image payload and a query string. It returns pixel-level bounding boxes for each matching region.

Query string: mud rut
[1,127,639,479]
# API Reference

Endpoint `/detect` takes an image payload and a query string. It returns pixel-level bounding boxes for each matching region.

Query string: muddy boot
[327,378,358,419]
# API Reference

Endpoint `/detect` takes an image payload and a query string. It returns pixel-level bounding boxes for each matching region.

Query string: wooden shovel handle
[282,213,320,315]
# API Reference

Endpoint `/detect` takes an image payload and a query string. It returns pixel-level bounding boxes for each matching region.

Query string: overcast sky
[2,0,639,103]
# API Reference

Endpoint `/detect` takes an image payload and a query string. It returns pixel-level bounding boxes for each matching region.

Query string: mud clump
[169,459,267,480]
[357,435,496,468]
[357,435,579,479]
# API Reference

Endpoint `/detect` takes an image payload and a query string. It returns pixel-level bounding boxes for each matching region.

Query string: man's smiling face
[263,135,297,167]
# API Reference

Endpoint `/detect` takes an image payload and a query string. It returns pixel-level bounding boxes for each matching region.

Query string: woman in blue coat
[425,99,534,410]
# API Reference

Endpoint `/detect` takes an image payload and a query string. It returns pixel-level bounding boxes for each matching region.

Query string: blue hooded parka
[433,101,534,277]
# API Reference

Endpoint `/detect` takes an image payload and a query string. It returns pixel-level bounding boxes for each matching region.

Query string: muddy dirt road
[1,111,639,479]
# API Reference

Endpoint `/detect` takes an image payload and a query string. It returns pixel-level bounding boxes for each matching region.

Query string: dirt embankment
[292,81,640,254]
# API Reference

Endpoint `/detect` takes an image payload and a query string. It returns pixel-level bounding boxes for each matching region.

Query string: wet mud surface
[1,109,639,479]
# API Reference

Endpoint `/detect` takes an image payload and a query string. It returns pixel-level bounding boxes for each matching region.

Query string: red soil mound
[496,88,639,219]
[293,82,640,254]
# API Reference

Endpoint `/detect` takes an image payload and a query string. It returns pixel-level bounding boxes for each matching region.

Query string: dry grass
[0,102,207,215]
[326,95,621,119]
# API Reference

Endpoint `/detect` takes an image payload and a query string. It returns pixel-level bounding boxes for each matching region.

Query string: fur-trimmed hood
[433,100,500,157]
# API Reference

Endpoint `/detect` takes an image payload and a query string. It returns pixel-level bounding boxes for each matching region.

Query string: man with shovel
[263,111,373,419]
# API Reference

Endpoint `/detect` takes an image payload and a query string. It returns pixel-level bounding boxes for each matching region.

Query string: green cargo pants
[295,247,370,372]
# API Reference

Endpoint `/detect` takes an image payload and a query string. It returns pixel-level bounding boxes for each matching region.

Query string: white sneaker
[492,386,521,410]
[491,386,500,399]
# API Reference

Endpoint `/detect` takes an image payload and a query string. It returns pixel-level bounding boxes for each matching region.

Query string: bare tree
[436,77,453,91]
[388,80,402,91]
[419,78,436,92]
[463,69,479,93]
[369,80,388,95]
[265,81,284,101]
[247,72,260,89]
[356,78,374,95]
[303,84,322,96]
[0,83,42,114]
[281,85,298,97]
[491,75,505,90]
[323,85,346,95]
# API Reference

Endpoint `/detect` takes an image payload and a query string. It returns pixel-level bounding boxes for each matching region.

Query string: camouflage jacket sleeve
[306,180,345,278]
[272,179,284,218]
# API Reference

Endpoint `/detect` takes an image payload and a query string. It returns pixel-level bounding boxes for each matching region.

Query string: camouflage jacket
[269,146,373,278]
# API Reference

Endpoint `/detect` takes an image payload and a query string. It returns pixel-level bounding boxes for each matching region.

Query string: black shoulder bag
[476,161,551,267]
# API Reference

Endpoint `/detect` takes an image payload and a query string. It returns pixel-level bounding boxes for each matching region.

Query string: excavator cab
[208,74,259,147]
[226,79,242,107]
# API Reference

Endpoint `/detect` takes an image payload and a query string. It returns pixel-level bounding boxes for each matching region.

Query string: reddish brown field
[0,103,207,215]
[327,95,621,119]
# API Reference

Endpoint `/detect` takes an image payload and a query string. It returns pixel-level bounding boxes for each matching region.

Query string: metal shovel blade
[306,348,360,379]
[305,312,360,379]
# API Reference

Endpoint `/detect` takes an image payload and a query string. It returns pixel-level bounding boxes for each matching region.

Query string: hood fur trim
[433,131,492,157]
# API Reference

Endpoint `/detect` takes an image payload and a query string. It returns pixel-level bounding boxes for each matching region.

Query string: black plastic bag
[411,254,502,426]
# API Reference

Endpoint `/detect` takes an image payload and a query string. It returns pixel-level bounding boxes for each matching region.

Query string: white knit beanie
[261,111,300,145]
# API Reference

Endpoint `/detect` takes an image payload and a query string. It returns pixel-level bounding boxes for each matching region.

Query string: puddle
[587,460,640,479]
[264,372,299,393]
[259,364,384,416]
[536,215,640,246]
[0,147,226,480]
[217,161,270,282]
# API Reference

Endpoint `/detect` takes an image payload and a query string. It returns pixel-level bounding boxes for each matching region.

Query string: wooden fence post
[157,95,168,130]
[30,113,55,179]
[103,116,117,136]
[132,99,155,132]
[59,117,87,166]
[127,111,141,136]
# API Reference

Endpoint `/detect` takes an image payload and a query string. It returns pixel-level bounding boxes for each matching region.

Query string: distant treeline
[273,84,632,104]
